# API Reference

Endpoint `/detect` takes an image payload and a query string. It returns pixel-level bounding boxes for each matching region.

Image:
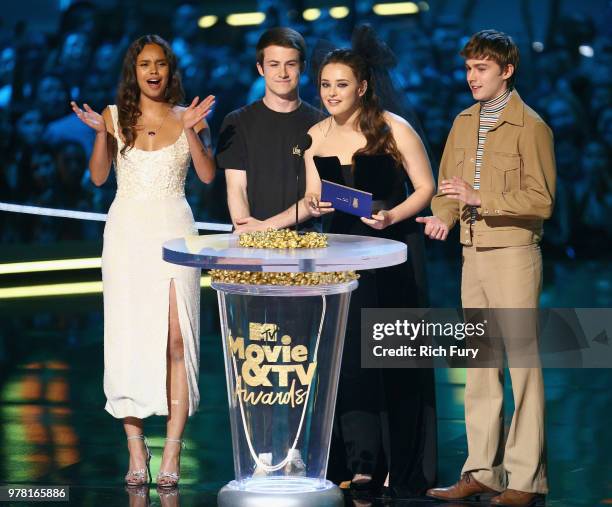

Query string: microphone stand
[295,163,300,233]
[293,135,312,235]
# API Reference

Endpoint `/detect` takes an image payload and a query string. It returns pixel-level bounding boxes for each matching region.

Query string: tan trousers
[460,244,548,494]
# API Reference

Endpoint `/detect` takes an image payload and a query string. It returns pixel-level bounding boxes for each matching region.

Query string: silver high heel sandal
[125,435,152,486]
[157,438,185,488]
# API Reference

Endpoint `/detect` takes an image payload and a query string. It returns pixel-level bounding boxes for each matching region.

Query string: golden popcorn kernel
[238,229,328,249]
[211,229,357,285]
[209,270,359,286]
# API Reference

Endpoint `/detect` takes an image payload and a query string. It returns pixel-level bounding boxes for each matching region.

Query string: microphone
[292,134,312,232]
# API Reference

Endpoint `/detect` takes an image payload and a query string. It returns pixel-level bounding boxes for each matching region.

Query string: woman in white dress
[70,35,215,488]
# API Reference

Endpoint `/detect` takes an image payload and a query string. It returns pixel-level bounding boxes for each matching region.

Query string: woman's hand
[361,210,393,230]
[305,193,334,217]
[183,95,215,130]
[71,102,106,133]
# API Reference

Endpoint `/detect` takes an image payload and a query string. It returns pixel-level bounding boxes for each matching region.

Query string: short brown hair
[460,29,519,87]
[256,27,306,69]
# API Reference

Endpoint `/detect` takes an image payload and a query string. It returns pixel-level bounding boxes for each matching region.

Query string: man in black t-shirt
[216,27,323,232]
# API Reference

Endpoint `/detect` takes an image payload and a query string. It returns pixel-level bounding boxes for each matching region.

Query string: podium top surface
[163,233,407,272]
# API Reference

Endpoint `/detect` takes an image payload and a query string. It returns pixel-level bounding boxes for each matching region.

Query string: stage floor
[1,267,611,506]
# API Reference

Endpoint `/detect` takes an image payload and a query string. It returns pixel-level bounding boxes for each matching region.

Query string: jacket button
[495,209,501,214]
[483,209,489,214]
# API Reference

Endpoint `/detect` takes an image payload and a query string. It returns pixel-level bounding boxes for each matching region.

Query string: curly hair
[116,35,184,156]
[318,49,403,168]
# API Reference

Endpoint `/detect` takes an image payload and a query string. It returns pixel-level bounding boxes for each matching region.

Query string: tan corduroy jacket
[431,91,556,247]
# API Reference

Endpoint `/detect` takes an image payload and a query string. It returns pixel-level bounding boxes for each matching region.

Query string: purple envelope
[321,179,373,218]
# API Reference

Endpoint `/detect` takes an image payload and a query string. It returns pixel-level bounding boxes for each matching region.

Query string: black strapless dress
[314,154,437,494]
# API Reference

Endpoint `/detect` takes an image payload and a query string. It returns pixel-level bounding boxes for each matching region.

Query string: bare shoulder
[101,105,112,120]
[384,111,419,142]
[307,117,331,148]
[101,106,114,135]
[173,104,187,117]
[173,104,206,133]
[384,110,415,132]
[196,117,210,134]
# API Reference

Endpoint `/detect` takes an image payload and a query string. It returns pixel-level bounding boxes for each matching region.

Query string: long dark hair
[318,48,403,167]
[116,35,184,156]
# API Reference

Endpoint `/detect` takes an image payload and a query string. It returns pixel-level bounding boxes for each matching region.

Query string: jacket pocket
[492,152,520,192]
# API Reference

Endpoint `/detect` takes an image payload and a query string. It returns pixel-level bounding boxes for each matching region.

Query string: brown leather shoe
[490,489,545,506]
[426,472,500,501]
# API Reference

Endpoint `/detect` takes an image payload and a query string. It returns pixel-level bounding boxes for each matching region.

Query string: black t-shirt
[216,100,323,221]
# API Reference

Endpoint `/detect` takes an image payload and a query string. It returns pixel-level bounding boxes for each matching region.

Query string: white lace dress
[103,104,200,419]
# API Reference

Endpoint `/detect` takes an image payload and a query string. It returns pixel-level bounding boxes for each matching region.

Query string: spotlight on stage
[303,8,321,21]
[198,15,218,29]
[329,6,350,19]
[226,12,266,26]
[579,45,594,57]
[373,2,420,16]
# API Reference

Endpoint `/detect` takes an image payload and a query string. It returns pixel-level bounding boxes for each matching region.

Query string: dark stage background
[0,1,610,506]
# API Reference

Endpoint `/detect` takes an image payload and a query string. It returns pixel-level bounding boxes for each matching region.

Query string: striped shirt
[471,88,512,223]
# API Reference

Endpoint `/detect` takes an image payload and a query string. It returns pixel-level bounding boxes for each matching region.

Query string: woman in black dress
[303,26,437,497]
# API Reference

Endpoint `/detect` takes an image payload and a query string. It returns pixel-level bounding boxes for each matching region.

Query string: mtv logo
[249,322,278,342]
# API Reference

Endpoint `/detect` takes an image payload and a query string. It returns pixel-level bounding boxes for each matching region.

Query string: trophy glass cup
[164,233,406,507]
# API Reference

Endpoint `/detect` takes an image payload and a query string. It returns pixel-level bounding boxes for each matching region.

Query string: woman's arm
[71,102,115,186]
[362,113,435,229]
[384,113,435,223]
[303,125,334,217]
[182,96,216,184]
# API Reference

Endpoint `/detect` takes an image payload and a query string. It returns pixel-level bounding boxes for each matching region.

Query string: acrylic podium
[163,233,406,507]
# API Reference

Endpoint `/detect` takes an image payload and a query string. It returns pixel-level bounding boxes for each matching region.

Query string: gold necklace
[139,107,172,137]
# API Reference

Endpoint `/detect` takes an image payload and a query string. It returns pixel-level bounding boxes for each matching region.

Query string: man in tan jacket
[419,30,556,506]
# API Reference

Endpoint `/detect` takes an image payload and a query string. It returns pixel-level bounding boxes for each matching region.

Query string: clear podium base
[217,478,344,507]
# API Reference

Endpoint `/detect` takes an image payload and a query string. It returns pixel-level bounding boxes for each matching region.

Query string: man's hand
[234,216,267,234]
[415,215,449,240]
[439,176,481,206]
